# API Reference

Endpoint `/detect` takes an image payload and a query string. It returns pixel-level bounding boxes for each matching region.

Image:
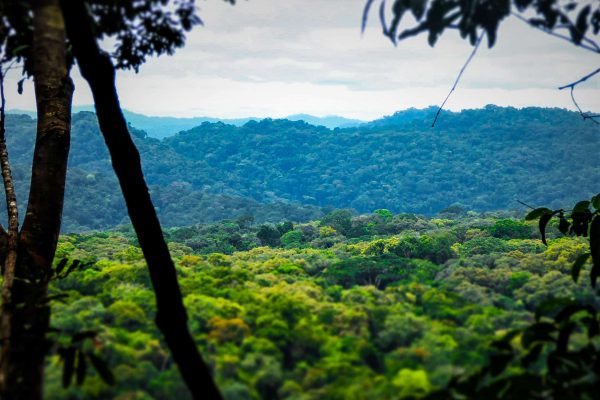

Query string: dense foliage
[39,210,599,399]
[3,106,599,232]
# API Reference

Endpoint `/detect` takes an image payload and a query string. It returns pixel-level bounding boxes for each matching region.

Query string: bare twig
[516,199,536,210]
[559,67,600,90]
[558,67,600,124]
[432,31,485,128]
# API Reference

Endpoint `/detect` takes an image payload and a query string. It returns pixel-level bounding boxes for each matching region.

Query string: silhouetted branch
[559,67,600,124]
[516,199,536,210]
[432,31,485,128]
[559,67,600,90]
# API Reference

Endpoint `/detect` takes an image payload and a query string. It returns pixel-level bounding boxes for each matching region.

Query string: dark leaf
[573,5,591,44]
[571,253,591,283]
[76,350,87,386]
[573,200,591,213]
[522,322,556,348]
[55,258,69,276]
[590,216,600,288]
[556,322,576,353]
[489,352,513,376]
[592,194,600,210]
[409,0,426,20]
[536,298,575,321]
[525,207,552,221]
[582,316,600,338]
[61,347,76,388]
[17,78,24,95]
[539,213,552,245]
[521,343,543,367]
[361,0,376,33]
[87,353,115,385]
[44,293,70,304]
[64,260,82,277]
[558,214,570,234]
[71,330,98,344]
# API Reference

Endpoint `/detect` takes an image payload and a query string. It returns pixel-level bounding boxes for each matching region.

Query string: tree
[364,1,600,397]
[0,1,73,398]
[0,1,232,398]
[365,0,600,122]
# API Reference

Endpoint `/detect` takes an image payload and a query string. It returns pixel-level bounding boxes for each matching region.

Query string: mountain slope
[3,106,599,231]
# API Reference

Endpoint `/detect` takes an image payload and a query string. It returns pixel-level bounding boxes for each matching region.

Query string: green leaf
[572,253,591,283]
[592,194,600,210]
[573,200,591,213]
[590,216,600,288]
[539,213,552,245]
[61,347,76,388]
[87,353,115,385]
[525,207,552,221]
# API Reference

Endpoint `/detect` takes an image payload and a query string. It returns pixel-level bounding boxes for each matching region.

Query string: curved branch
[432,31,485,127]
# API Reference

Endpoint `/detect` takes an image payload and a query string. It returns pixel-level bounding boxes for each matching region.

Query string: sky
[5,0,600,120]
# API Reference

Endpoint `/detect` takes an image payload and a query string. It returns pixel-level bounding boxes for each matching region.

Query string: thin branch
[0,65,18,303]
[559,67,600,124]
[516,199,536,210]
[559,67,600,90]
[0,62,20,379]
[432,31,485,128]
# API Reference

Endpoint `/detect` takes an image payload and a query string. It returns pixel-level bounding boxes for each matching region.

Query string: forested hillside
[42,211,596,399]
[4,106,599,231]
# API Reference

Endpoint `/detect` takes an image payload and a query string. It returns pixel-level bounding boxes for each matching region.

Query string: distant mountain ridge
[3,106,599,232]
[8,106,365,138]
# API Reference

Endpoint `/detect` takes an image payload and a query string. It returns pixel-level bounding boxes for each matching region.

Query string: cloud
[5,0,600,118]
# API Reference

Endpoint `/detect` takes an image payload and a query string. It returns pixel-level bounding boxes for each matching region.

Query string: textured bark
[0,64,20,394]
[61,2,222,399]
[0,1,73,398]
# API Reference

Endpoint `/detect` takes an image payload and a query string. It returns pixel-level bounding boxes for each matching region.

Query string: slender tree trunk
[0,1,73,398]
[0,64,21,394]
[61,2,222,399]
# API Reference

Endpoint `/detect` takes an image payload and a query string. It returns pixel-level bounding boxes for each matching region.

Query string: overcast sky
[5,0,600,120]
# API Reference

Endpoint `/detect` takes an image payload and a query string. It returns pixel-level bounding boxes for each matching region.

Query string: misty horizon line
[6,103,590,122]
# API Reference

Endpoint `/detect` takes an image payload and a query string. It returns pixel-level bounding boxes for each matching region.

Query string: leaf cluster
[365,0,600,48]
[0,0,235,74]
[526,195,600,287]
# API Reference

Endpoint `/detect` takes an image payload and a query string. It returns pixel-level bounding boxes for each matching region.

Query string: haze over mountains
[9,106,365,138]
[4,105,600,232]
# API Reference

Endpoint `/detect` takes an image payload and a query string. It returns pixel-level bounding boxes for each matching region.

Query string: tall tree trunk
[61,2,222,399]
[0,63,21,395]
[0,1,73,398]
